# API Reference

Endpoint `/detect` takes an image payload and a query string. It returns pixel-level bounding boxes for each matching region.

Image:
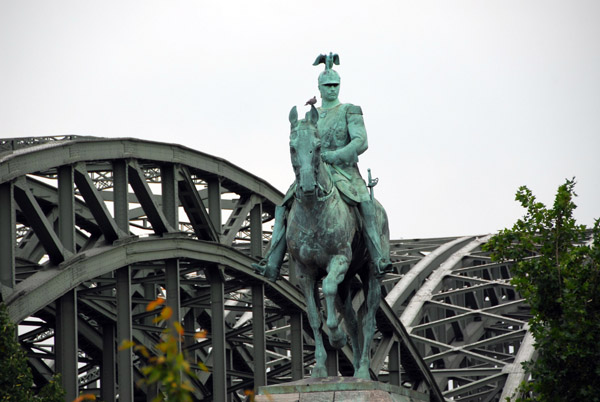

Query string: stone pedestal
[255,377,429,402]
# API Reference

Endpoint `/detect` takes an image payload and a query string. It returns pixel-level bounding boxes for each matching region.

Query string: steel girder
[0,136,446,402]
[384,236,537,401]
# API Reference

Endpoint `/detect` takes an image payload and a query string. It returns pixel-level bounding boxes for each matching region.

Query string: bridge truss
[0,136,534,401]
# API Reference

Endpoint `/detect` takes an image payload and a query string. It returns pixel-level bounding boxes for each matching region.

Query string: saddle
[281,163,367,208]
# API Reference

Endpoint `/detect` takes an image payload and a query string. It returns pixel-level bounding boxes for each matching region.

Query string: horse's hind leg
[355,270,381,380]
[298,269,328,378]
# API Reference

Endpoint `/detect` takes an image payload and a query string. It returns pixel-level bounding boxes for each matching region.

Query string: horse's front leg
[323,254,350,349]
[298,267,328,378]
[355,270,381,380]
[339,279,361,371]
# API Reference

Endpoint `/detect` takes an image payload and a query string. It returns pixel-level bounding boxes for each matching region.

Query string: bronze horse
[286,105,390,379]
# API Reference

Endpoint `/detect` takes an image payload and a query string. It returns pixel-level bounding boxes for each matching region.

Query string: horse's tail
[374,198,391,262]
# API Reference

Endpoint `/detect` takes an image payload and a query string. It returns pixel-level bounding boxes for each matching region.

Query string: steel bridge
[0,136,534,401]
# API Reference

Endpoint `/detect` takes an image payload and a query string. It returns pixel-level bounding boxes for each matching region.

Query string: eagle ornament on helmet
[313,52,340,85]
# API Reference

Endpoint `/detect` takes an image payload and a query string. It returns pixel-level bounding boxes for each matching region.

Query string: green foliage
[37,375,66,402]
[0,303,65,402]
[484,179,600,401]
[0,302,34,401]
[121,298,209,402]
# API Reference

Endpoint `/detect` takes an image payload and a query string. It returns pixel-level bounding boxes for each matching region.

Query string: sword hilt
[367,168,379,200]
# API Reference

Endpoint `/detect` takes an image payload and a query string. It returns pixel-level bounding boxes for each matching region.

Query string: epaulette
[347,104,363,115]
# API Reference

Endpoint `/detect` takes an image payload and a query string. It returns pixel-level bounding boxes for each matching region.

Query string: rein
[295,165,335,203]
[316,179,335,202]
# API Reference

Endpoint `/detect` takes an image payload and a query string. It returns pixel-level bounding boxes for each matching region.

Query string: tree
[483,179,600,401]
[0,302,65,402]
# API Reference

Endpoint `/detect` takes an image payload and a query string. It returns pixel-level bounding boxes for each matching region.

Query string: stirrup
[252,258,281,282]
[252,259,268,274]
[374,258,393,277]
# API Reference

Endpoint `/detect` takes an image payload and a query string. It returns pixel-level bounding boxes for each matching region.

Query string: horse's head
[289,105,321,197]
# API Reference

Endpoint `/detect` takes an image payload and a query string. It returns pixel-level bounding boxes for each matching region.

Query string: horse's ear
[289,106,298,127]
[307,105,319,125]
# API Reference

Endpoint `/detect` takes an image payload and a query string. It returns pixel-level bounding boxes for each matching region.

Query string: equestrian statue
[253,53,392,379]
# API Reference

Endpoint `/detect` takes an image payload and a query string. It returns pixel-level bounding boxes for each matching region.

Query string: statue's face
[318,83,340,103]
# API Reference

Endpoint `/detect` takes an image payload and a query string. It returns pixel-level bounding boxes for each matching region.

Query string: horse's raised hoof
[311,365,328,378]
[329,328,347,349]
[353,366,371,380]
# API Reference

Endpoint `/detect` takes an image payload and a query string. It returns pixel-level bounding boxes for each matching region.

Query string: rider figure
[253,53,392,280]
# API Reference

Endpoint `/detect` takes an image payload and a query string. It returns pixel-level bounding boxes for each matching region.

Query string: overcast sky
[1,1,598,239]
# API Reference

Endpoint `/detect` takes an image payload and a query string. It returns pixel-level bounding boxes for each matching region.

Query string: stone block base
[255,377,429,402]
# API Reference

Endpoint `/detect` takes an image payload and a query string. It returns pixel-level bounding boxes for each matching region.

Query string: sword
[367,168,379,201]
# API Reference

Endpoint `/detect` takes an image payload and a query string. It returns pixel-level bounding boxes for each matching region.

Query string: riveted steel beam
[13,177,72,265]
[3,236,305,329]
[250,202,263,259]
[0,182,15,291]
[101,323,116,402]
[222,195,261,245]
[177,165,219,241]
[252,283,266,388]
[112,159,134,400]
[116,266,133,402]
[73,163,126,242]
[127,160,174,235]
[443,372,506,399]
[56,165,79,401]
[161,163,178,228]
[207,265,226,401]
[207,178,222,239]
[385,236,474,314]
[499,324,536,401]
[371,333,395,373]
[161,163,182,331]
[55,290,78,399]
[0,138,283,208]
[389,339,401,387]
[113,160,129,231]
[378,299,445,402]
[401,237,489,329]
[165,258,181,333]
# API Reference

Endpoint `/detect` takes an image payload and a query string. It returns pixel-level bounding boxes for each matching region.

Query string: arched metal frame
[0,136,454,402]
[385,237,536,401]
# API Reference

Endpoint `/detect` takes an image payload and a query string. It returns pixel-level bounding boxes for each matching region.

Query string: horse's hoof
[264,267,278,282]
[329,329,347,349]
[311,366,328,378]
[354,366,371,380]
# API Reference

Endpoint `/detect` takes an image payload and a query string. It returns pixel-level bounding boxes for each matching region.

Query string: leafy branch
[120,297,209,402]
[484,178,600,401]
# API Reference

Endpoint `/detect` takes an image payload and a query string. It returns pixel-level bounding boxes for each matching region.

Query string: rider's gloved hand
[322,148,358,165]
[321,150,339,164]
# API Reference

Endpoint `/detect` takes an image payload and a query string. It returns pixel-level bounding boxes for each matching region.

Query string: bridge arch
[1,136,446,402]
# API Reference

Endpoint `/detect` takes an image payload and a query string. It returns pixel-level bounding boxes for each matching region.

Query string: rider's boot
[359,200,392,277]
[251,205,287,282]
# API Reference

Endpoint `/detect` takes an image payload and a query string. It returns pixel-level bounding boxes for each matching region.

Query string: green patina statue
[253,53,392,379]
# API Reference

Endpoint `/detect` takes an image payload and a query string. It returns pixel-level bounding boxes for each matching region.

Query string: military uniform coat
[283,103,371,205]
